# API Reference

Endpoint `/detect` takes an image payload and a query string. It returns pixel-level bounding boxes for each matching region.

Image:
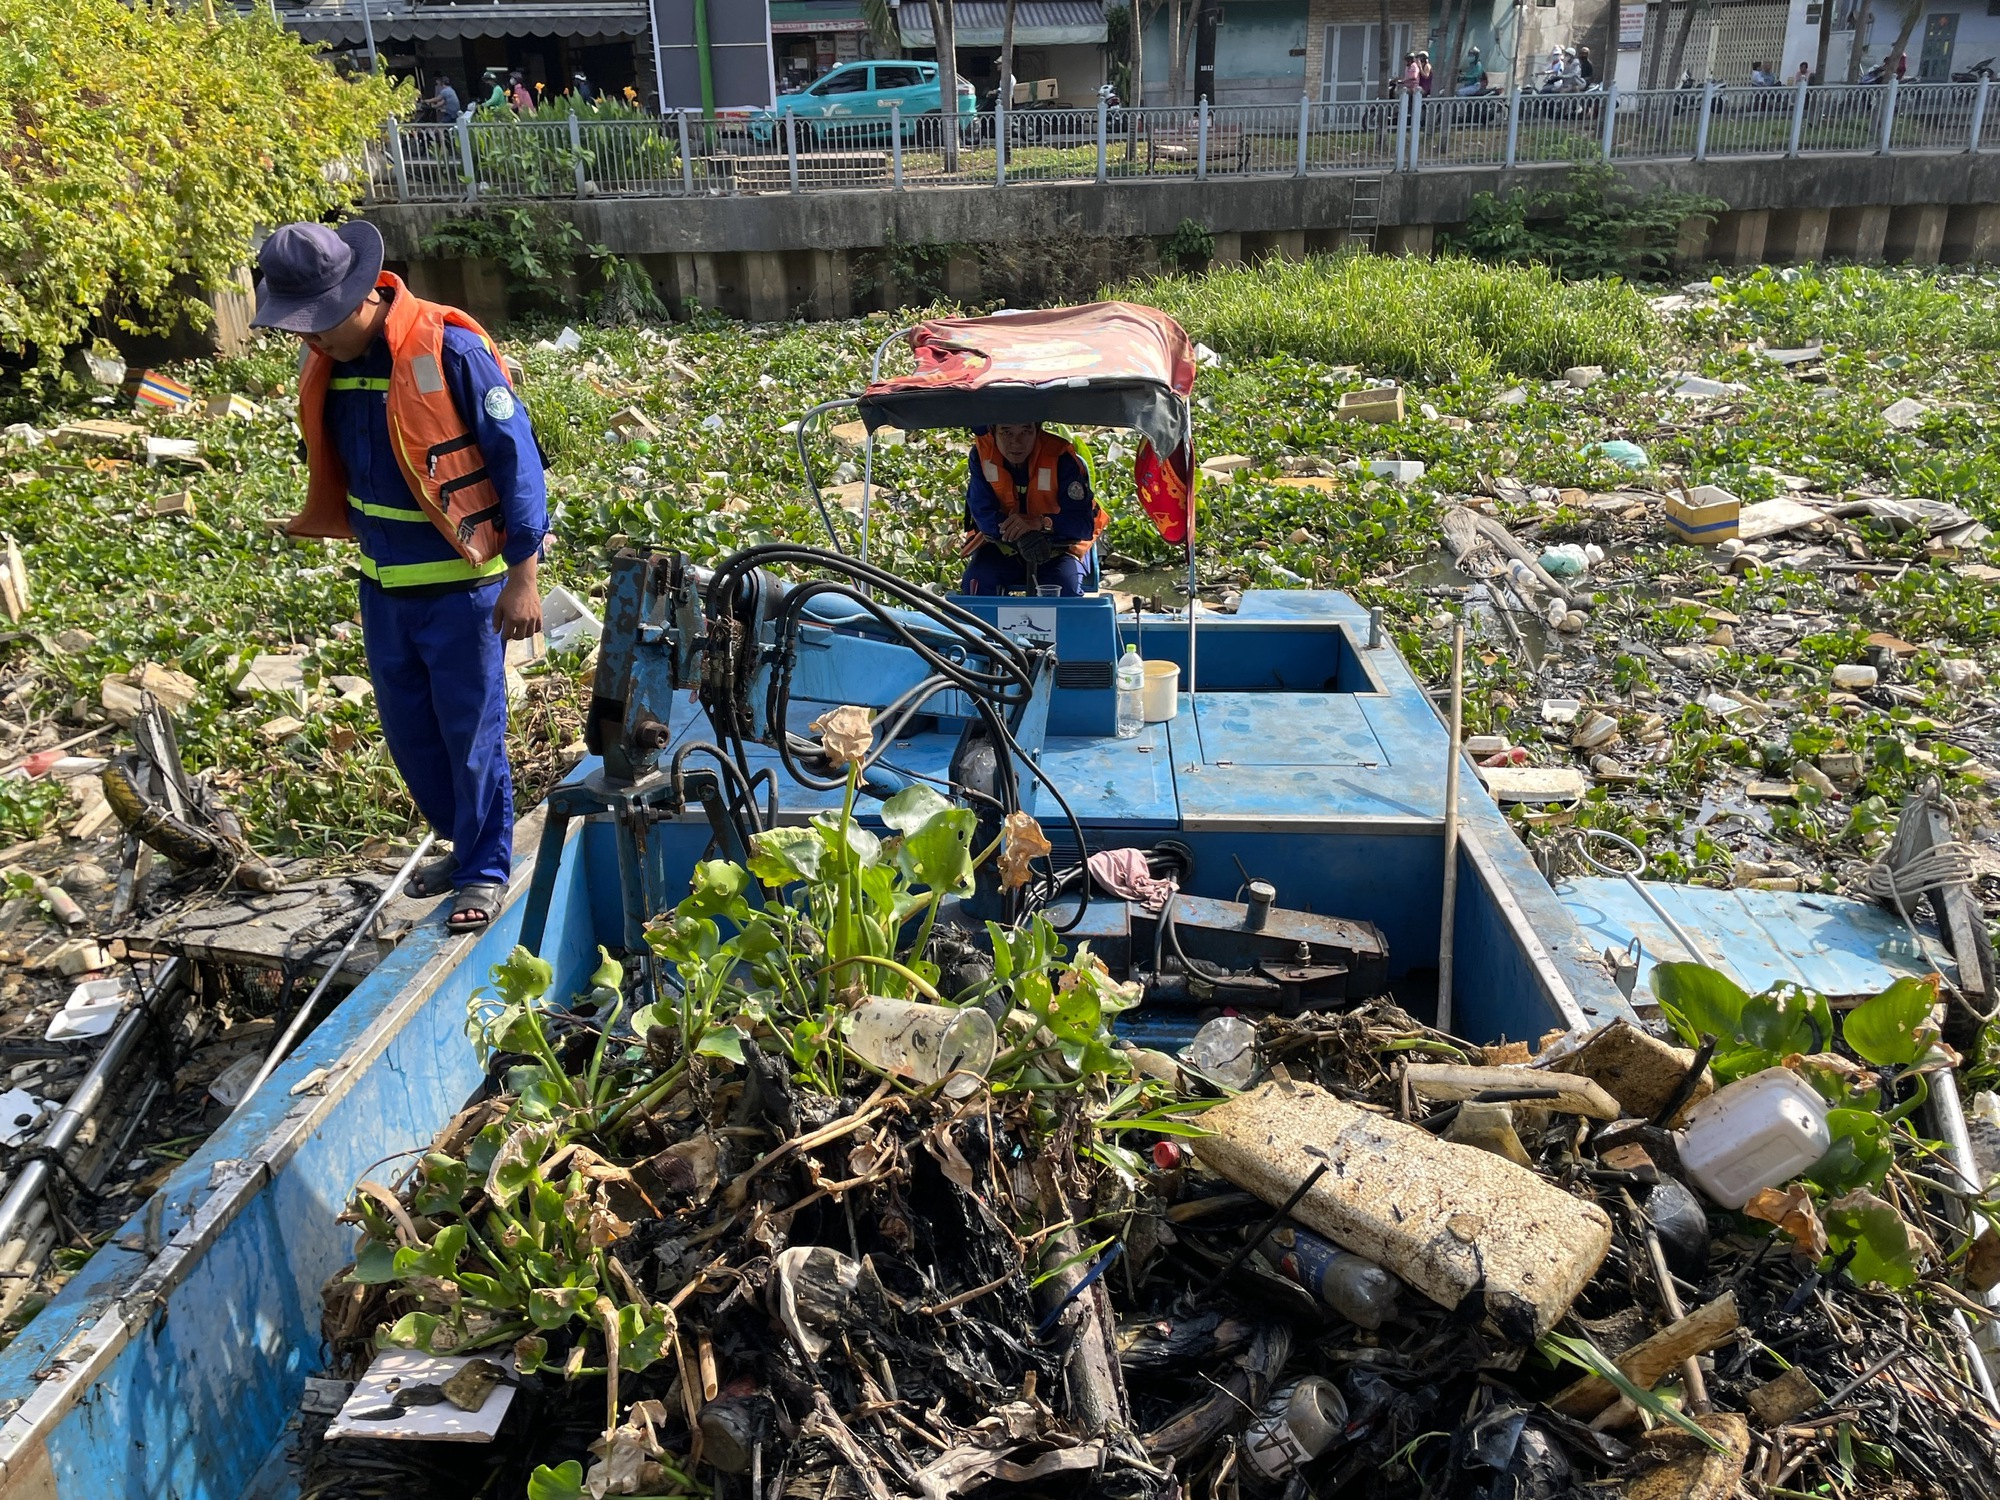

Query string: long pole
[358,0,379,74]
[694,0,717,121]
[235,834,435,1109]
[1436,620,1464,1032]
[0,960,186,1253]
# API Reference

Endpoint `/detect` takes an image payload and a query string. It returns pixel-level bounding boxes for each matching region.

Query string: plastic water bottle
[1268,1225,1402,1329]
[1178,1015,1258,1089]
[1115,645,1145,739]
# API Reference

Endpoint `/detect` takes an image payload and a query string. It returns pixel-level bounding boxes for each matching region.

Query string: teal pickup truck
[744,59,976,144]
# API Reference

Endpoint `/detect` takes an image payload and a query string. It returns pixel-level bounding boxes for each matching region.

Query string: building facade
[899,2,1112,106]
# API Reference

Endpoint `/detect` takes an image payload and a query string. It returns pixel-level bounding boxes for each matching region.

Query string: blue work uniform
[325,319,547,890]
[959,447,1096,596]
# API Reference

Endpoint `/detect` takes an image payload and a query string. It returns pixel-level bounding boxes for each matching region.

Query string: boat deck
[0,588,1636,1500]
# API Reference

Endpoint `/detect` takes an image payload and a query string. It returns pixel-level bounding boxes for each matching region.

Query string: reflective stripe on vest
[353,553,507,588]
[348,494,430,524]
[328,376,391,392]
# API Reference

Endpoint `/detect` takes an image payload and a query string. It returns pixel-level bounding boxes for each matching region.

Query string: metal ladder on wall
[1347,177,1383,251]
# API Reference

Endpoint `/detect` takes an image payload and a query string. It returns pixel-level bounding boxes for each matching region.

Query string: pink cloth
[1087,847,1177,912]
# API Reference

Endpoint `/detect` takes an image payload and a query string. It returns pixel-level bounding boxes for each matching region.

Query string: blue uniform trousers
[959,543,1086,596]
[359,578,513,887]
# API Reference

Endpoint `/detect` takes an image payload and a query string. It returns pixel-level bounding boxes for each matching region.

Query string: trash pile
[298,743,2000,1500]
[1403,426,2000,906]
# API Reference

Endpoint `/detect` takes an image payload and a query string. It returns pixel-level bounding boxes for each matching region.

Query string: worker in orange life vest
[251,220,547,933]
[959,422,1106,596]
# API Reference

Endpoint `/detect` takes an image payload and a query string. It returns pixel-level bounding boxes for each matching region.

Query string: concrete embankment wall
[365,154,2000,325]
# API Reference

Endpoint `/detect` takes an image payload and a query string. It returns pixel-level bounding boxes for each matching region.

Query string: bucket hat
[250,221,384,334]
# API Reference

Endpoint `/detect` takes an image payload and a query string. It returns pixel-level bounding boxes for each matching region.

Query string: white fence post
[1694,79,1716,161]
[568,111,586,197]
[1396,88,1411,170]
[677,110,694,194]
[1504,87,1520,167]
[1197,95,1211,178]
[1296,93,1310,175]
[386,116,409,202]
[1787,76,1809,157]
[892,104,905,187]
[1408,89,1423,171]
[1600,81,1618,160]
[786,111,800,192]
[1879,74,1899,154]
[1097,94,1109,182]
[996,101,1008,185]
[1973,75,1992,152]
[456,113,477,200]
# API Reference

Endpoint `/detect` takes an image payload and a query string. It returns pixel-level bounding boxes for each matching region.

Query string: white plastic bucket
[1142,660,1180,722]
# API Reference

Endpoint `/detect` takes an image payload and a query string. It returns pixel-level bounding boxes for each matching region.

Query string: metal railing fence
[364,78,1997,204]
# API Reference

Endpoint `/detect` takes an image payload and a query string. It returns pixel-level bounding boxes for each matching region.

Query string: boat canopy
[856,301,1196,460]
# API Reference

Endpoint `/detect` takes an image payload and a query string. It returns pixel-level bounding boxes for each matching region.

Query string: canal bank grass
[1116,252,1652,382]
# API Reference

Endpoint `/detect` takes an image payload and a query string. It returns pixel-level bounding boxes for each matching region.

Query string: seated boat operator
[959,422,1106,596]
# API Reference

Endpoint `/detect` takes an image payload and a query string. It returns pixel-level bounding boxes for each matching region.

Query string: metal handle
[1575,828,1715,971]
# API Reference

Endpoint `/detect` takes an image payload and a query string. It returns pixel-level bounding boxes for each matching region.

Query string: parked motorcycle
[1953,57,1998,82]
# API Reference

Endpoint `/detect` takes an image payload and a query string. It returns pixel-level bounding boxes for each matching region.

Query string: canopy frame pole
[1184,529,1196,700]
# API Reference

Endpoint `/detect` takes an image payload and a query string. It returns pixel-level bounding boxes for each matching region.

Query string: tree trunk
[1883,0,1923,80]
[1846,0,1876,82]
[1378,0,1394,98]
[1166,0,1194,105]
[999,0,1021,111]
[1664,0,1709,89]
[1815,0,1833,84]
[1127,0,1148,156]
[927,0,960,170]
[1442,0,1470,99]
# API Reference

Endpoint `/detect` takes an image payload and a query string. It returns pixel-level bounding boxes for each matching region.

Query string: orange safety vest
[963,431,1107,560]
[289,272,515,587]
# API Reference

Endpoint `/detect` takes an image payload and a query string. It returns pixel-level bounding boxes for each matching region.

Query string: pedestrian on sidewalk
[250,221,547,934]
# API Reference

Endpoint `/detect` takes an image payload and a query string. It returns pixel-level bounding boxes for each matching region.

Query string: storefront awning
[770,1,869,34]
[281,0,651,46]
[897,1,1107,48]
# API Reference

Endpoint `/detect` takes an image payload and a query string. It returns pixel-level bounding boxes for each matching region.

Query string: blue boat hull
[0,589,1632,1499]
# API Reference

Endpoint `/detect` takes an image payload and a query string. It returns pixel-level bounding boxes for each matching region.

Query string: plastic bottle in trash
[1115,645,1145,739]
[1268,1224,1402,1329]
[1505,558,1537,593]
[1178,1015,1258,1089]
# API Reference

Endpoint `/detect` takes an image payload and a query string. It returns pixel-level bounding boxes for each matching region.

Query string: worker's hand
[999,513,1036,543]
[492,567,543,641]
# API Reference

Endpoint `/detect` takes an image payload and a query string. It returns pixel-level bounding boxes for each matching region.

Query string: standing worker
[251,220,545,933]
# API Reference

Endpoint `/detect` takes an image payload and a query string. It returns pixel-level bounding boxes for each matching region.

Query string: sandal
[448,882,505,933]
[407,854,458,899]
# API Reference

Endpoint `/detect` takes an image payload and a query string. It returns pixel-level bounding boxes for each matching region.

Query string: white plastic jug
[1677,1066,1831,1209]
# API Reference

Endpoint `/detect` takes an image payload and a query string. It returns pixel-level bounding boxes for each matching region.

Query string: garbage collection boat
[0,304,1961,1497]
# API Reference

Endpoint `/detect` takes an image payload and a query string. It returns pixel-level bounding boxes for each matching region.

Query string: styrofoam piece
[207,1053,264,1109]
[47,978,134,1041]
[0,1090,45,1148]
[327,1351,517,1442]
[1678,1066,1831,1209]
[540,585,602,654]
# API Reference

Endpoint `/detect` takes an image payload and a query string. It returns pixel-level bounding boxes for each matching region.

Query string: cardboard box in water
[1665,485,1741,544]
[1337,386,1406,424]
[1191,1080,1612,1339]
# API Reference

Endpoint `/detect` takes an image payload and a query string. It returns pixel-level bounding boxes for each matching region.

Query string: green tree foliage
[0,1,402,382]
